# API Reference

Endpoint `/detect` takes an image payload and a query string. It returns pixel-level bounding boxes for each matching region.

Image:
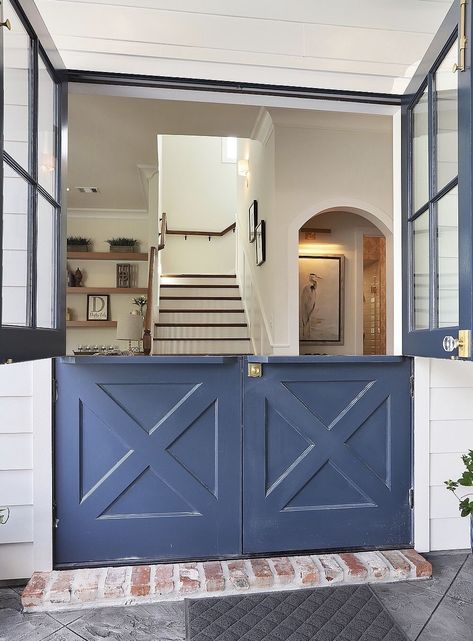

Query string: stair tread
[159,309,245,313]
[154,337,250,341]
[160,296,242,300]
[161,284,239,289]
[163,274,236,278]
[155,323,247,327]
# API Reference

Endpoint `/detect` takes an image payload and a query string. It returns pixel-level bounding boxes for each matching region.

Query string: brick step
[22,549,432,613]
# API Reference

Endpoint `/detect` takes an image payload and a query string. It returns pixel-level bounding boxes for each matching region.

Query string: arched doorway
[296,208,392,356]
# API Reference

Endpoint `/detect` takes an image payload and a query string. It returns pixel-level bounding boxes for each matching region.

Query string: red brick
[317,555,344,584]
[381,550,412,579]
[356,553,389,581]
[104,566,128,599]
[227,560,250,590]
[292,557,319,586]
[21,572,50,608]
[401,550,432,578]
[130,566,151,597]
[179,563,200,594]
[72,569,101,603]
[203,561,225,592]
[154,564,174,595]
[271,557,295,585]
[338,554,368,581]
[250,558,273,588]
[49,571,74,604]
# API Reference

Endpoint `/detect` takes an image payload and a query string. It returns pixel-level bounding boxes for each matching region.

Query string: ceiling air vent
[76,187,100,194]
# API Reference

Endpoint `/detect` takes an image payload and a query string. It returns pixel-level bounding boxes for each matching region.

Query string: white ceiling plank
[41,0,452,35]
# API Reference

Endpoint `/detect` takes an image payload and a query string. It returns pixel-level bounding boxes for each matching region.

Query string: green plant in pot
[445,450,473,549]
[107,237,138,253]
[67,236,91,252]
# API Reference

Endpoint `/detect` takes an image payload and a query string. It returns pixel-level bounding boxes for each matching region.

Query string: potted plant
[107,237,139,253]
[445,450,473,549]
[67,236,91,252]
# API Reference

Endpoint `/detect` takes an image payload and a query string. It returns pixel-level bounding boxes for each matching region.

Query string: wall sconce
[238,159,249,186]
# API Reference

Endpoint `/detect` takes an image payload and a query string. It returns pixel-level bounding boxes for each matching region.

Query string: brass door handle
[0,18,11,30]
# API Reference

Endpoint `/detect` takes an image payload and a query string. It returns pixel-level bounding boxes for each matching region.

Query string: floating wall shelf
[67,320,118,328]
[67,252,148,261]
[67,287,147,294]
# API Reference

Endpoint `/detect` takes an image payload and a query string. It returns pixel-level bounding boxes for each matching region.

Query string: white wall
[298,211,382,355]
[0,359,52,580]
[237,109,393,354]
[160,135,236,274]
[414,357,473,553]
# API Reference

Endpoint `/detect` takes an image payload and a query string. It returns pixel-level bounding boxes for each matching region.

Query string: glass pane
[2,164,30,326]
[412,88,429,213]
[437,186,458,328]
[412,212,429,330]
[36,196,57,328]
[38,58,57,196]
[434,40,458,193]
[3,0,31,170]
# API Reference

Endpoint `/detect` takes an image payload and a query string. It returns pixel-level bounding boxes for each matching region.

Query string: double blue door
[55,356,412,566]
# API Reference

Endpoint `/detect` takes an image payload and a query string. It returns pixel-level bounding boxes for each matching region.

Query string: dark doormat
[185,585,408,641]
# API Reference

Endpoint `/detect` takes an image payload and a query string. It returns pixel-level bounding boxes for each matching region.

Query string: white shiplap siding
[0,359,52,581]
[425,358,473,551]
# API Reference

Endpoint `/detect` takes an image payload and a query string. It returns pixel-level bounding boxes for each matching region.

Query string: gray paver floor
[0,552,471,641]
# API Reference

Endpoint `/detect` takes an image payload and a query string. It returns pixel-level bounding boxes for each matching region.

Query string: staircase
[154,274,253,355]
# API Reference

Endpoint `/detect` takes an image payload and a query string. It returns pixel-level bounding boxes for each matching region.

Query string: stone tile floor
[0,552,471,641]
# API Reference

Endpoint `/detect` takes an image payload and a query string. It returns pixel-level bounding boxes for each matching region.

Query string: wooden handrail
[142,245,157,355]
[167,222,236,239]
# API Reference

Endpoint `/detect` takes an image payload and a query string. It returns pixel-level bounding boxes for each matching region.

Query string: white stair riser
[155,326,249,339]
[161,277,237,286]
[158,312,246,324]
[161,287,239,297]
[153,339,252,355]
[160,298,244,310]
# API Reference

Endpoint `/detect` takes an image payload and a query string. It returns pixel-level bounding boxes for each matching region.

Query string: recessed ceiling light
[76,187,100,194]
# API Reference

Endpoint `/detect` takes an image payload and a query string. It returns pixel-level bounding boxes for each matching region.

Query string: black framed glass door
[0,0,66,363]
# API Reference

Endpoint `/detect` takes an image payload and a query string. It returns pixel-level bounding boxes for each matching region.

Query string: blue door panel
[243,358,412,554]
[54,359,242,565]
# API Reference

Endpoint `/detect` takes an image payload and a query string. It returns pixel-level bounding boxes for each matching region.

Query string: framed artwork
[248,200,258,242]
[87,294,110,321]
[256,220,266,266]
[299,255,345,344]
[116,263,131,288]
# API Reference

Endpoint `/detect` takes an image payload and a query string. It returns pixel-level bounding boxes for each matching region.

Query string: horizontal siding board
[430,485,470,520]
[430,359,473,389]
[430,388,473,421]
[0,397,32,433]
[0,470,33,505]
[431,420,473,454]
[0,543,33,580]
[0,362,32,396]
[430,517,470,551]
[0,434,32,470]
[430,452,465,486]
[0,506,33,544]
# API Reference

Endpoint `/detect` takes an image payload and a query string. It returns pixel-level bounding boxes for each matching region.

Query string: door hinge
[408,488,415,509]
[53,503,59,529]
[248,362,263,378]
[410,375,414,398]
[52,378,58,403]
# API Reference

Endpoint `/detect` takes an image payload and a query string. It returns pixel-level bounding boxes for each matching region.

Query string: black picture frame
[87,294,110,321]
[249,200,258,243]
[255,220,266,266]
